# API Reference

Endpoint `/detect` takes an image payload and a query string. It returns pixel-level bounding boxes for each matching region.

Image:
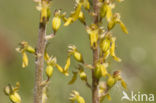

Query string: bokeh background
[0,0,156,103]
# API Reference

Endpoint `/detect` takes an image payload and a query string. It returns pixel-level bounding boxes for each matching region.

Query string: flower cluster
[5,0,128,102]
[4,82,21,103]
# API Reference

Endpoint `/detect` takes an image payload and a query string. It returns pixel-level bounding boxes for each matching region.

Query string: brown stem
[92,0,100,103]
[34,20,47,103]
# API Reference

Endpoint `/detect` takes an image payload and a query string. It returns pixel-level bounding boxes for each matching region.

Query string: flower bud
[100,3,107,18]
[52,10,61,33]
[86,24,99,49]
[68,72,78,84]
[4,86,11,95]
[110,37,121,62]
[79,70,87,81]
[94,63,102,78]
[46,65,53,78]
[69,90,86,103]
[79,11,86,25]
[82,0,90,10]
[119,21,128,34]
[9,92,21,103]
[121,80,127,89]
[55,64,63,73]
[100,38,111,52]
[22,52,28,68]
[103,50,110,60]
[107,75,116,88]
[73,51,84,63]
[64,56,71,72]
[26,46,35,53]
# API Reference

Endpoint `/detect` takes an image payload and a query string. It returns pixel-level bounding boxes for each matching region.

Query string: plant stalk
[92,0,100,103]
[34,20,47,103]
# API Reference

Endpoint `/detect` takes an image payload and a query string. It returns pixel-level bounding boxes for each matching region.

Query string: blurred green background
[0,0,156,103]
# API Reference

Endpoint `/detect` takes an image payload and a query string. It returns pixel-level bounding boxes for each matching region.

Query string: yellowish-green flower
[108,13,128,34]
[82,0,90,10]
[22,52,28,68]
[40,0,51,23]
[52,10,61,33]
[4,82,21,103]
[64,56,71,75]
[55,64,64,73]
[79,68,87,81]
[107,75,116,88]
[64,3,82,26]
[69,90,86,103]
[78,11,86,25]
[68,72,78,84]
[100,36,111,53]
[94,63,108,78]
[46,65,54,78]
[68,45,84,63]
[9,92,21,103]
[110,37,121,62]
[86,24,99,49]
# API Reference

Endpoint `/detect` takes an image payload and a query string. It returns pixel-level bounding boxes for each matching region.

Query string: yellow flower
[82,0,90,10]
[100,37,111,52]
[64,56,71,74]
[52,10,61,33]
[74,51,84,63]
[22,52,28,68]
[55,64,63,73]
[68,45,84,63]
[4,86,11,95]
[86,24,99,49]
[46,65,53,78]
[78,11,86,25]
[40,1,51,23]
[110,37,121,62]
[9,92,21,103]
[94,63,108,78]
[69,90,86,103]
[68,72,78,84]
[26,46,35,53]
[79,69,87,81]
[106,3,113,22]
[100,2,107,18]
[107,75,116,88]
[121,80,127,89]
[108,13,128,34]
[64,3,82,26]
